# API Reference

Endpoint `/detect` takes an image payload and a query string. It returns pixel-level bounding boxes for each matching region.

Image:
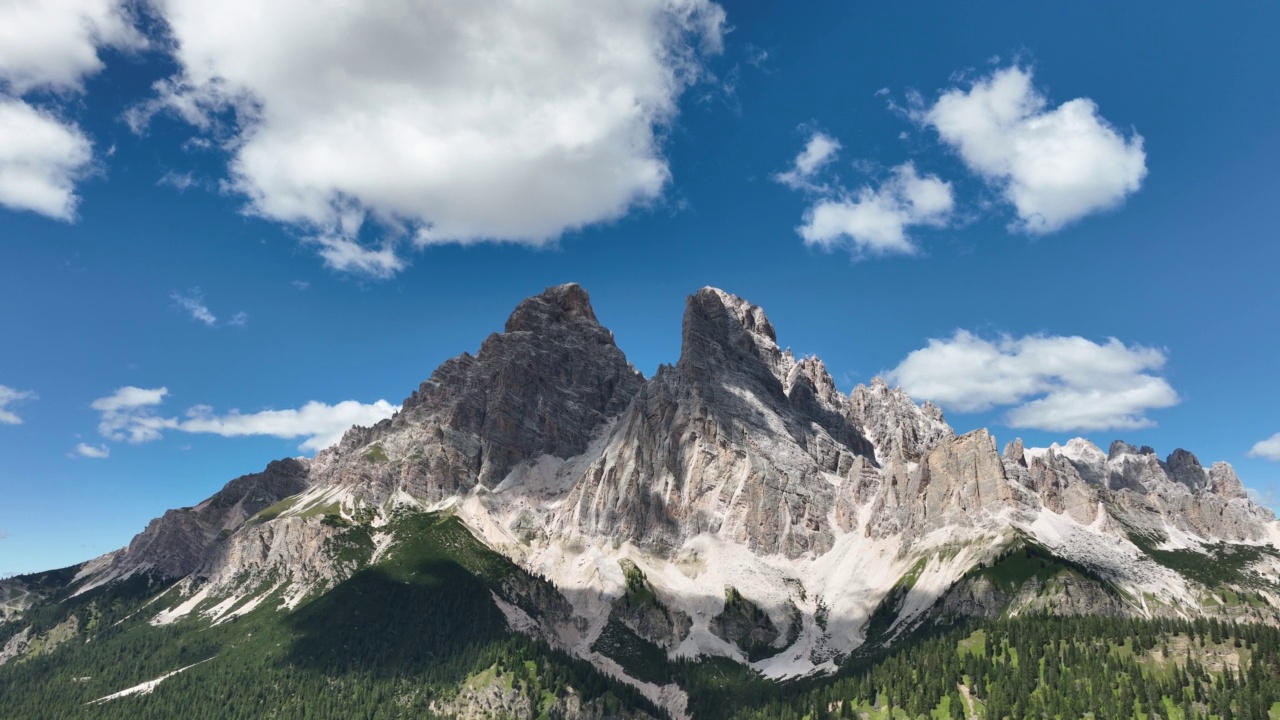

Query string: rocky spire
[1164,448,1208,491]
[1208,462,1248,500]
[319,283,644,498]
[677,287,790,396]
[850,377,953,464]
[504,282,599,332]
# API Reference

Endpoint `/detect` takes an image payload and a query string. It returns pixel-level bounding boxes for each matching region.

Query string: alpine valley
[5,284,1280,720]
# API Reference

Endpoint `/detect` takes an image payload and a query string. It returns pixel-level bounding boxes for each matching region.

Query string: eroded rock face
[555,288,874,558]
[309,283,644,504]
[51,282,1280,680]
[940,572,1129,621]
[430,667,658,720]
[1035,439,1277,542]
[1005,445,1100,525]
[110,458,311,579]
[198,516,353,600]
[850,377,952,464]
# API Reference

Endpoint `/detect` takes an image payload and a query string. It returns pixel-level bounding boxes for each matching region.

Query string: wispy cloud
[0,386,36,425]
[89,386,396,452]
[774,132,841,192]
[73,442,110,459]
[171,288,217,325]
[170,288,247,328]
[157,171,198,192]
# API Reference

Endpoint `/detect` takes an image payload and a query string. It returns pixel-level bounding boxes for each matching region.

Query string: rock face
[939,572,1127,621]
[709,587,788,661]
[309,283,644,504]
[34,282,1280,687]
[109,458,311,579]
[430,665,658,720]
[1031,439,1276,543]
[555,288,875,558]
[609,560,691,651]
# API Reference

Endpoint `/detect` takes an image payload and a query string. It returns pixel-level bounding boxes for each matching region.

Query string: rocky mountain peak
[678,287,791,397]
[1003,438,1027,467]
[504,282,599,333]
[1164,448,1207,490]
[1107,440,1137,460]
[315,284,644,498]
[850,377,953,463]
[1208,462,1249,500]
[111,457,311,579]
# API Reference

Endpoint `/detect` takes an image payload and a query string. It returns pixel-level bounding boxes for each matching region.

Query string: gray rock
[109,458,310,579]
[313,283,644,504]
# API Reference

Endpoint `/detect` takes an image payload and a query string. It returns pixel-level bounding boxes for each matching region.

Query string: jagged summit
[8,282,1280,711]
[505,282,600,333]
[678,287,787,390]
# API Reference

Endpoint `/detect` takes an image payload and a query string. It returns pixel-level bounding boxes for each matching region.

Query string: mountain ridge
[4,283,1279,719]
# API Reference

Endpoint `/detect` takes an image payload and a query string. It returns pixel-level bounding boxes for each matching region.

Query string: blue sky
[2,1,1278,575]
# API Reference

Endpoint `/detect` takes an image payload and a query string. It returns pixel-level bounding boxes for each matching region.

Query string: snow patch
[88,658,214,704]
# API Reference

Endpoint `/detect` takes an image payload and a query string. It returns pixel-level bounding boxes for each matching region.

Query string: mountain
[3,284,1280,720]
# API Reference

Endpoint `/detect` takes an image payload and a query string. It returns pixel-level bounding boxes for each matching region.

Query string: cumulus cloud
[1249,433,1280,462]
[133,0,726,276]
[0,385,36,425]
[0,0,143,94]
[798,162,954,256]
[91,386,171,442]
[774,132,841,191]
[73,442,110,459]
[918,65,1147,234]
[885,330,1179,431]
[90,386,396,451]
[0,0,143,221]
[0,98,93,219]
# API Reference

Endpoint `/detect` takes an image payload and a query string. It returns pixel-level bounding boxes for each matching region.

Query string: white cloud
[0,385,36,425]
[0,0,143,94]
[885,330,1179,432]
[157,171,197,192]
[134,0,726,276]
[170,288,248,327]
[91,386,171,442]
[178,400,398,452]
[73,442,110,459]
[309,235,406,279]
[919,65,1147,234]
[0,0,142,221]
[89,386,396,451]
[798,162,954,256]
[171,288,217,325]
[774,132,841,191]
[0,98,93,220]
[1249,433,1280,462]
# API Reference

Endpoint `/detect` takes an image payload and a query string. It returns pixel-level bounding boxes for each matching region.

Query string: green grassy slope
[0,512,662,720]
